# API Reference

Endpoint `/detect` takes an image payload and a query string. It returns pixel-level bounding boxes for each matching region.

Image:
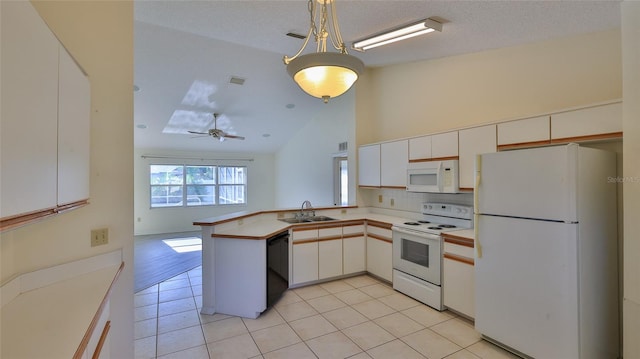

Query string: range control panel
[422,203,473,220]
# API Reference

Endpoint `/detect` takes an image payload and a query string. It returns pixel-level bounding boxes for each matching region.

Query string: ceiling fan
[188,113,245,141]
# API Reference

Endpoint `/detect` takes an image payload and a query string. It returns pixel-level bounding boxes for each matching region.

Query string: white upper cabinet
[1,1,91,225]
[409,136,432,161]
[58,47,91,206]
[358,144,381,187]
[459,125,496,190]
[380,140,408,188]
[497,116,550,149]
[551,102,622,141]
[431,131,459,159]
[1,1,59,218]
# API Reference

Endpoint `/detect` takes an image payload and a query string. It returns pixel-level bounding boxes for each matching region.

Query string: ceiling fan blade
[188,130,209,135]
[224,134,245,140]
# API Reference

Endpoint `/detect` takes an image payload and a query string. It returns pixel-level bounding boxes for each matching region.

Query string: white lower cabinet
[343,223,366,275]
[319,239,343,279]
[290,221,392,285]
[291,227,319,285]
[292,242,319,285]
[318,227,342,280]
[366,237,392,282]
[442,236,475,319]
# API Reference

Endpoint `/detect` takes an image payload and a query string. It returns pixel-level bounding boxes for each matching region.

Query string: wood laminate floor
[134,231,202,293]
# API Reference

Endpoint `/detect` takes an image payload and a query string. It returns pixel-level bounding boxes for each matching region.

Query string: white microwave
[406,160,459,193]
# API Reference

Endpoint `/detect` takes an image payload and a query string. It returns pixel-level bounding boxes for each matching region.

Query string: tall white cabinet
[1,1,90,227]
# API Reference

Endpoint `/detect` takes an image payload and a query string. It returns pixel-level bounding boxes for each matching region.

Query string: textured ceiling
[134,0,621,153]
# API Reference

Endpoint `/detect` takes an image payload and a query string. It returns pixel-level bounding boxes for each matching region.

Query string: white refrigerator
[474,143,619,358]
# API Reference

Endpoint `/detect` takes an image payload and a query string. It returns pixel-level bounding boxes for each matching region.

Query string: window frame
[149,163,247,209]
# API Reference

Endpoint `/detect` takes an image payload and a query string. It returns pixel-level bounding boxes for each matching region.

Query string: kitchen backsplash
[359,188,473,213]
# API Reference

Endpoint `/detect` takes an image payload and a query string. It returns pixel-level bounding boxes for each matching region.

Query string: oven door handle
[392,226,441,241]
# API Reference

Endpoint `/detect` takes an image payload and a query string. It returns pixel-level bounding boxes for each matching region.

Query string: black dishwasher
[266,230,289,307]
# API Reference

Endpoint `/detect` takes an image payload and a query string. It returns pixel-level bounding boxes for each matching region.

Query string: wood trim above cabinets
[380,186,407,190]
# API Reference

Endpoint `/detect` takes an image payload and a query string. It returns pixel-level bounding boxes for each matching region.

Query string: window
[150,164,246,208]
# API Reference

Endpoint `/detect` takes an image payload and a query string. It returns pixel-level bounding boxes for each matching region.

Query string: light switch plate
[91,228,109,246]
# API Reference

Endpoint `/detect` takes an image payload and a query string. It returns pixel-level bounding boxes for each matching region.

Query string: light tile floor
[134,267,520,359]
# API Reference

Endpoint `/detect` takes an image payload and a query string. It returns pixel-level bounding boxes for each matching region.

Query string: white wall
[134,149,275,235]
[274,91,357,208]
[0,1,134,357]
[622,2,640,357]
[359,29,622,144]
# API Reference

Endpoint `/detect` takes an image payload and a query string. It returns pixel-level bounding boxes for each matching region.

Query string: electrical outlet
[238,219,244,225]
[378,195,383,203]
[91,228,109,247]
[341,209,347,214]
[390,198,395,207]
[277,213,284,219]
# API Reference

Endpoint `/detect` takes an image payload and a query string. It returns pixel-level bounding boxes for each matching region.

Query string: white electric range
[392,203,473,310]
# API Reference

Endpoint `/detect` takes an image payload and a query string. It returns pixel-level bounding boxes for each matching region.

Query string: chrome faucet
[299,200,315,218]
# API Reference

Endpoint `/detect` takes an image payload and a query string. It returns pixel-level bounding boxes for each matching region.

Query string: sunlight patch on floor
[162,237,202,253]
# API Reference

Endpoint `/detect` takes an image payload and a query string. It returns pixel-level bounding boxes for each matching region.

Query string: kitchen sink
[306,216,336,222]
[279,216,337,224]
[279,218,312,224]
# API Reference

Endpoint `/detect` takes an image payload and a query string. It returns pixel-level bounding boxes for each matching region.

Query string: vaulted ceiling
[134,0,621,153]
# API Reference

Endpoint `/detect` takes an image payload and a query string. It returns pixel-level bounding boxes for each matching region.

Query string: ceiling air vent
[286,32,306,40]
[338,142,348,152]
[229,76,246,85]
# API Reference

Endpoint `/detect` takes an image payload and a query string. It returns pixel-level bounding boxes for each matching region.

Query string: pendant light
[284,0,364,103]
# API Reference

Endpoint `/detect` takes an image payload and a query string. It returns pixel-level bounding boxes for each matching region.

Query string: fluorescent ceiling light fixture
[284,0,364,103]
[352,18,443,52]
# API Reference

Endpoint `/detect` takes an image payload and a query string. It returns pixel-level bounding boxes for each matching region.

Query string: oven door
[392,226,442,285]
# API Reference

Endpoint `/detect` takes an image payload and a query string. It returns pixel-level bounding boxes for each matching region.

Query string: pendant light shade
[286,52,364,102]
[283,0,364,103]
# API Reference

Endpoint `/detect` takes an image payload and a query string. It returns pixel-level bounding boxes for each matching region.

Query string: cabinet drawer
[366,225,392,240]
[342,223,364,235]
[443,242,474,259]
[292,227,318,241]
[319,227,342,239]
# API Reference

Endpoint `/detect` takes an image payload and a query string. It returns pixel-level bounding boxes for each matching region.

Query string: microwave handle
[437,161,444,192]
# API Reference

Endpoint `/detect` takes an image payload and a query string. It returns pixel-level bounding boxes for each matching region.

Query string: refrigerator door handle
[474,154,482,258]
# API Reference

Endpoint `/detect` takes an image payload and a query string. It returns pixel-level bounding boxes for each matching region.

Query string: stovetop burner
[428,226,443,230]
[418,220,431,224]
[439,224,456,228]
[404,222,421,226]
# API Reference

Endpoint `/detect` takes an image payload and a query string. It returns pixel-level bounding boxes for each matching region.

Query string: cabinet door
[551,102,622,141]
[343,235,366,274]
[497,115,550,149]
[358,144,381,187]
[431,131,459,159]
[366,237,392,282]
[319,239,343,279]
[292,242,318,285]
[443,257,475,319]
[409,136,432,161]
[1,1,59,218]
[380,140,408,188]
[458,125,496,190]
[58,47,91,205]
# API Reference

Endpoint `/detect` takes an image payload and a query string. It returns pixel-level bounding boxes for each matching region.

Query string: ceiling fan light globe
[287,52,364,101]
